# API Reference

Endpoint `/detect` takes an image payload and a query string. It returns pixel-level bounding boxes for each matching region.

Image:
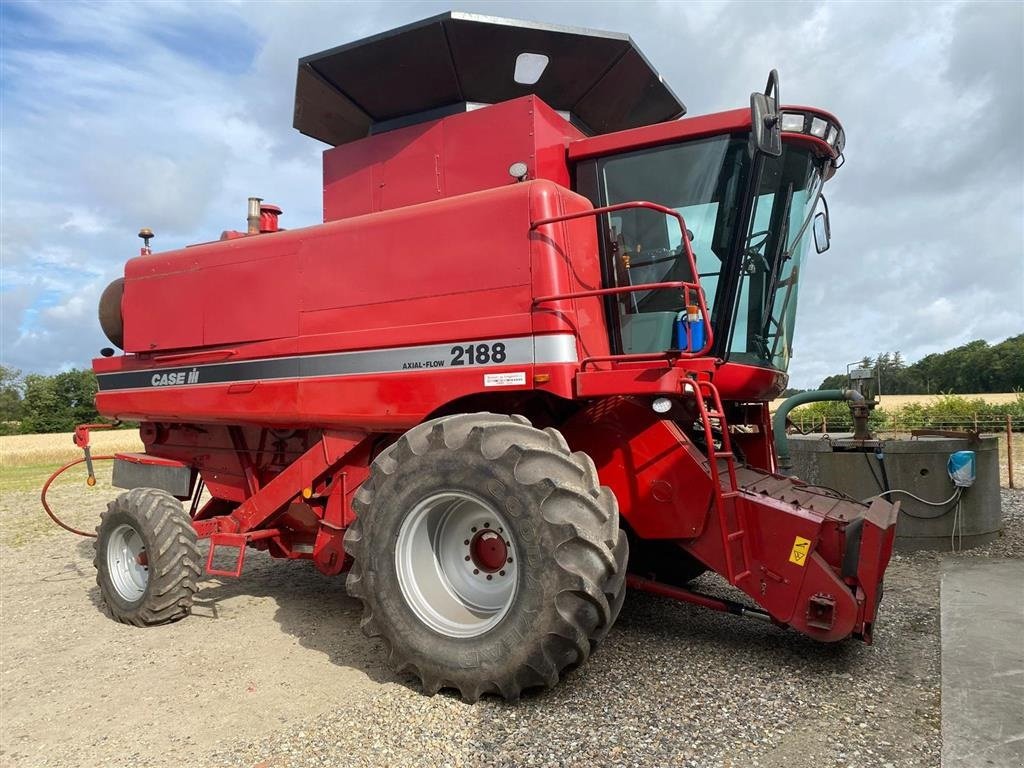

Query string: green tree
[20,374,67,433]
[19,368,99,433]
[817,335,1023,394]
[52,369,99,425]
[0,366,24,434]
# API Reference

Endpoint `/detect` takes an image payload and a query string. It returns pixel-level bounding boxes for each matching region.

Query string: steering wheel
[627,246,682,268]
[741,229,771,274]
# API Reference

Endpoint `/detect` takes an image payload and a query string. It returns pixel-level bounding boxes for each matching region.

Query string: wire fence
[789,413,1019,489]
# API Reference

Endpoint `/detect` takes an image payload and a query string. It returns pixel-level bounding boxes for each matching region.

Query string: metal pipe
[246,197,263,234]
[626,574,772,622]
[773,388,864,471]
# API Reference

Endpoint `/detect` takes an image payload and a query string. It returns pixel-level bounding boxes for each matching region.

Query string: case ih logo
[151,368,200,387]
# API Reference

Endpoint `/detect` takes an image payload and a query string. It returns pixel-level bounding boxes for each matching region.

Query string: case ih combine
[70,14,898,701]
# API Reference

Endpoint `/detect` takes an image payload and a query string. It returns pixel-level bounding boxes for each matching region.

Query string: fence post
[1008,414,1015,490]
[973,412,978,432]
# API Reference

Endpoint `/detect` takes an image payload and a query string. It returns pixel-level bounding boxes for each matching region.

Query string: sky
[1,0,1022,388]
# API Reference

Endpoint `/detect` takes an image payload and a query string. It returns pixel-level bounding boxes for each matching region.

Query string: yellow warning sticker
[789,536,812,566]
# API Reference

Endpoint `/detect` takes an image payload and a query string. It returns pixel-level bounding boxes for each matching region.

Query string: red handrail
[532,280,693,305]
[530,201,714,358]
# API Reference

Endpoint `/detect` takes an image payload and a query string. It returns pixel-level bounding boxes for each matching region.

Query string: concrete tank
[787,434,1001,552]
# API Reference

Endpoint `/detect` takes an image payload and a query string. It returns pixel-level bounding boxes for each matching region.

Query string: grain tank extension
[80,13,898,701]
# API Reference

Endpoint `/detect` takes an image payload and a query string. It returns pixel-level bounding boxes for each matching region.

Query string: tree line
[0,367,101,435]
[808,334,1023,396]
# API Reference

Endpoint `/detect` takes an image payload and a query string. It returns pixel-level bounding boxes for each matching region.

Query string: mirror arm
[764,69,780,103]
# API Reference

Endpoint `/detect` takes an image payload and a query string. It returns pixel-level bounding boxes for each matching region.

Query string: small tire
[344,413,628,702]
[94,488,201,626]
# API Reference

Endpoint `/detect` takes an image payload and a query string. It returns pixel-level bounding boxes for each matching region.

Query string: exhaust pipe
[246,197,263,235]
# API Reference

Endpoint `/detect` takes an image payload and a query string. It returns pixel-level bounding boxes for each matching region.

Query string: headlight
[781,112,805,132]
[780,111,844,159]
[652,397,673,414]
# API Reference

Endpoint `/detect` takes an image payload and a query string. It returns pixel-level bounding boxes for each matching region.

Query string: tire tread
[344,412,627,701]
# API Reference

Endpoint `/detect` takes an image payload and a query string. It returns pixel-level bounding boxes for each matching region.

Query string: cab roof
[293,11,686,146]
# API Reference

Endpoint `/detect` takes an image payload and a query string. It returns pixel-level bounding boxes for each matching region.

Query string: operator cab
[573,99,844,374]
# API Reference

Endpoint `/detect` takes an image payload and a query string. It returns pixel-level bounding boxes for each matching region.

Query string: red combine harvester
[76,14,897,700]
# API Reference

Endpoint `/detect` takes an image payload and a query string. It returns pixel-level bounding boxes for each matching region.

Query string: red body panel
[322,97,583,221]
[101,180,607,428]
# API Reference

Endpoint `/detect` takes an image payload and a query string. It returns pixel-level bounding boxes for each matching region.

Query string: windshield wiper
[759,183,794,333]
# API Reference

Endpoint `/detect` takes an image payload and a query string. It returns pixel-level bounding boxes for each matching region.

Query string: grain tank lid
[293,11,686,146]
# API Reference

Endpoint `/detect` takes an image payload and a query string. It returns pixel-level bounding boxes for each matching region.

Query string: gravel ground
[2,485,1021,768]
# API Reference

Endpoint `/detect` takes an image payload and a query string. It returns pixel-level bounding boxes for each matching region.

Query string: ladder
[689,379,752,585]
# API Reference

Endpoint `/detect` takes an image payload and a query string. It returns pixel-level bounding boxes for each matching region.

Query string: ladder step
[715,451,735,458]
[705,410,724,418]
[720,491,741,499]
[727,530,746,542]
[734,570,752,583]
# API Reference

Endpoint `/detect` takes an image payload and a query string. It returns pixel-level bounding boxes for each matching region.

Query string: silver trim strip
[96,334,579,392]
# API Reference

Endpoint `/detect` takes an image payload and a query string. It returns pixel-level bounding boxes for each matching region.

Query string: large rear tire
[344,413,628,702]
[94,488,201,626]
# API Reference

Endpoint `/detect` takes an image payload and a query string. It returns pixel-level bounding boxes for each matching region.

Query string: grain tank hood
[293,11,686,146]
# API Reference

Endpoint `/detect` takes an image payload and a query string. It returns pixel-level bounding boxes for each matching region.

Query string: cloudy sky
[1,0,1021,387]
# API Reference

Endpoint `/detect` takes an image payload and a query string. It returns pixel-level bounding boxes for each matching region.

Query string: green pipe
[773,389,863,471]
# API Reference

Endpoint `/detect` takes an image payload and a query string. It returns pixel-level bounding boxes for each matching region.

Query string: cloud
[1,0,1021,388]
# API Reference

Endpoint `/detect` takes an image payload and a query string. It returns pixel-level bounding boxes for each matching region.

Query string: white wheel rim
[396,491,518,638]
[107,524,149,602]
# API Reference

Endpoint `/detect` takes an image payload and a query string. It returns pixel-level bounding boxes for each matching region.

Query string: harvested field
[770,392,1021,412]
[0,430,143,468]
[872,392,1021,408]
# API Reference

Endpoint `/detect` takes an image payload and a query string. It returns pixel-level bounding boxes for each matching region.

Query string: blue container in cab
[675,307,705,352]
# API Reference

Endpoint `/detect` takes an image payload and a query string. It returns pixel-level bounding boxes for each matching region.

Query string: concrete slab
[941,558,1024,767]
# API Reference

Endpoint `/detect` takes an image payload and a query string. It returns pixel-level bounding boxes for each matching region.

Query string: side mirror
[813,196,831,253]
[750,70,782,158]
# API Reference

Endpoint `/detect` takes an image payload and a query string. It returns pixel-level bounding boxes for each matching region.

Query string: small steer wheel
[344,413,628,702]
[94,488,201,626]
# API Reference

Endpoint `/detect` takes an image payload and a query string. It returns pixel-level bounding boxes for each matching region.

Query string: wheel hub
[395,491,519,638]
[106,523,149,602]
[470,529,507,573]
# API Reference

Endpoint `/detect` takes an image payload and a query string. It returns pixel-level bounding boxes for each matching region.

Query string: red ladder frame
[686,379,752,585]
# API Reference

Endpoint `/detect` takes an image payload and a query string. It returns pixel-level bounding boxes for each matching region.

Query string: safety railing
[530,201,714,365]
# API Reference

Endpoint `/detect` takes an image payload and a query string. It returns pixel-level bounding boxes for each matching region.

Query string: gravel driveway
[2,480,1020,768]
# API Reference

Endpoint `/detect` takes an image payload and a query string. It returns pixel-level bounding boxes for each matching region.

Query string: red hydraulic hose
[39,455,116,537]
